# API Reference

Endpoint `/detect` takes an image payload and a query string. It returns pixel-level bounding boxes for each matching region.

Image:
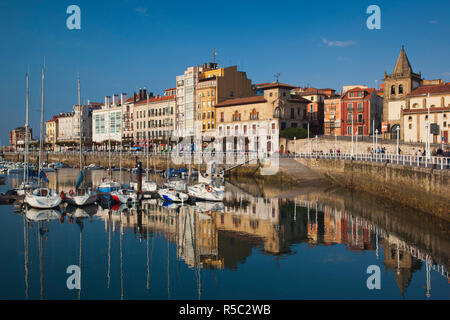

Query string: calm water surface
[0,168,449,300]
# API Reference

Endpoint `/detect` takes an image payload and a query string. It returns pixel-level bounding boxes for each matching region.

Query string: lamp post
[307,122,311,154]
[334,133,337,155]
[396,126,400,157]
[294,136,296,158]
[426,93,431,159]
[375,129,379,158]
[351,111,354,156]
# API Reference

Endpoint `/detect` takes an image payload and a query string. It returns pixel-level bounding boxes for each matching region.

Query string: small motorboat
[62,188,98,207]
[25,187,62,209]
[130,180,157,192]
[158,187,189,203]
[110,189,137,204]
[87,164,103,170]
[187,183,224,202]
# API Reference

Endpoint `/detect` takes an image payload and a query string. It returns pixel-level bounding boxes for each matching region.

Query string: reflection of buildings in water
[382,236,422,297]
[296,198,449,298]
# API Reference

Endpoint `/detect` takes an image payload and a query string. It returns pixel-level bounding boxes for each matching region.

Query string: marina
[0,167,448,299]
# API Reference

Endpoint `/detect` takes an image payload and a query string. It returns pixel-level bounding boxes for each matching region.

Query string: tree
[280,127,309,140]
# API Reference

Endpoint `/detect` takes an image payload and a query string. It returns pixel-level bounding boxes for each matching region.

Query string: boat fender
[59,191,66,200]
[69,189,74,196]
[207,186,213,193]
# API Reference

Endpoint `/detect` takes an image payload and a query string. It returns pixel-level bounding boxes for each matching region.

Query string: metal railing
[283,152,450,170]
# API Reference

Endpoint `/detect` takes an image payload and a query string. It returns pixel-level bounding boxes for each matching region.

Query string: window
[347,126,352,135]
[220,112,224,122]
[274,107,281,118]
[357,114,363,123]
[399,85,403,94]
[348,103,353,112]
[357,103,363,112]
[291,108,295,119]
[409,123,412,129]
[391,86,395,95]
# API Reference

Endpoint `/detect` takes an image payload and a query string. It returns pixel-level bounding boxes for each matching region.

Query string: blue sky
[1,0,449,143]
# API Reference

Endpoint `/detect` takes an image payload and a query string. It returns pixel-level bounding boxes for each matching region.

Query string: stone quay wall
[280,136,447,155]
[296,158,450,221]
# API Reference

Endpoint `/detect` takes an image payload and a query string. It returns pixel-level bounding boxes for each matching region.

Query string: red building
[341,87,383,136]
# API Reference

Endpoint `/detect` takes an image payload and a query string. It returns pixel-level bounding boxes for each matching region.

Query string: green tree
[280,127,309,140]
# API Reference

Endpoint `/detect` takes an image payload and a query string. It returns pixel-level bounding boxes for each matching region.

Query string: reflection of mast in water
[426,255,431,298]
[23,214,30,299]
[167,211,170,300]
[120,211,124,300]
[38,221,45,300]
[107,210,111,289]
[76,218,84,300]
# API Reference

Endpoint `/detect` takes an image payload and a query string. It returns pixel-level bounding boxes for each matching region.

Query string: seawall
[296,158,450,221]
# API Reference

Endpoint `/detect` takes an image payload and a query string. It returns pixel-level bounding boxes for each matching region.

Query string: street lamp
[307,122,311,154]
[396,126,400,157]
[375,129,379,157]
[294,136,296,158]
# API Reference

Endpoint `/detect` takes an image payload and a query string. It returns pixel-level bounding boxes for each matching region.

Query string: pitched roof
[393,45,413,75]
[215,96,266,108]
[257,83,296,90]
[134,95,176,106]
[288,96,312,103]
[408,83,450,96]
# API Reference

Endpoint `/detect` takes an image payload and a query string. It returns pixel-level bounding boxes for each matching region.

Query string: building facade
[402,83,450,144]
[324,95,342,136]
[92,96,122,148]
[197,65,253,138]
[341,87,383,136]
[9,126,33,150]
[382,46,423,140]
[215,83,310,154]
[133,93,176,150]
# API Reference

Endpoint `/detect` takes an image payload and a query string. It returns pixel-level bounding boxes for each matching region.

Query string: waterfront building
[382,46,423,140]
[341,87,383,136]
[197,65,253,138]
[45,115,59,150]
[175,65,204,139]
[92,96,122,149]
[133,92,176,151]
[324,95,343,136]
[56,112,75,145]
[292,87,336,135]
[215,82,310,155]
[9,126,33,151]
[402,83,450,144]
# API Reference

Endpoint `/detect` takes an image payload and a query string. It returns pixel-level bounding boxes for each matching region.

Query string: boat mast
[146,93,149,180]
[38,65,45,185]
[78,75,82,170]
[24,72,29,183]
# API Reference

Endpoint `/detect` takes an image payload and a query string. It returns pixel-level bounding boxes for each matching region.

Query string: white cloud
[134,7,148,15]
[322,38,356,47]
[428,20,438,24]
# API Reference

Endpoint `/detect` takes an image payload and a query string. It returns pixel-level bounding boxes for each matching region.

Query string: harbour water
[0,168,449,300]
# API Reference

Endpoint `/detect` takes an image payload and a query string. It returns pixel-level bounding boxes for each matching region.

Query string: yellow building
[45,115,59,151]
[197,65,253,136]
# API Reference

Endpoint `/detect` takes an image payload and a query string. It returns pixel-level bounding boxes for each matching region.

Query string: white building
[92,96,123,147]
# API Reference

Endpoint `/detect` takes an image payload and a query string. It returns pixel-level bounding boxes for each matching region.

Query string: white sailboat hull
[158,188,189,203]
[66,192,98,206]
[25,188,62,209]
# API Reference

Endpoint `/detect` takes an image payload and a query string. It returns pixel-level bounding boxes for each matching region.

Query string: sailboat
[110,122,136,204]
[25,65,62,209]
[98,96,120,195]
[15,72,38,195]
[158,129,188,203]
[130,93,157,195]
[65,76,97,206]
